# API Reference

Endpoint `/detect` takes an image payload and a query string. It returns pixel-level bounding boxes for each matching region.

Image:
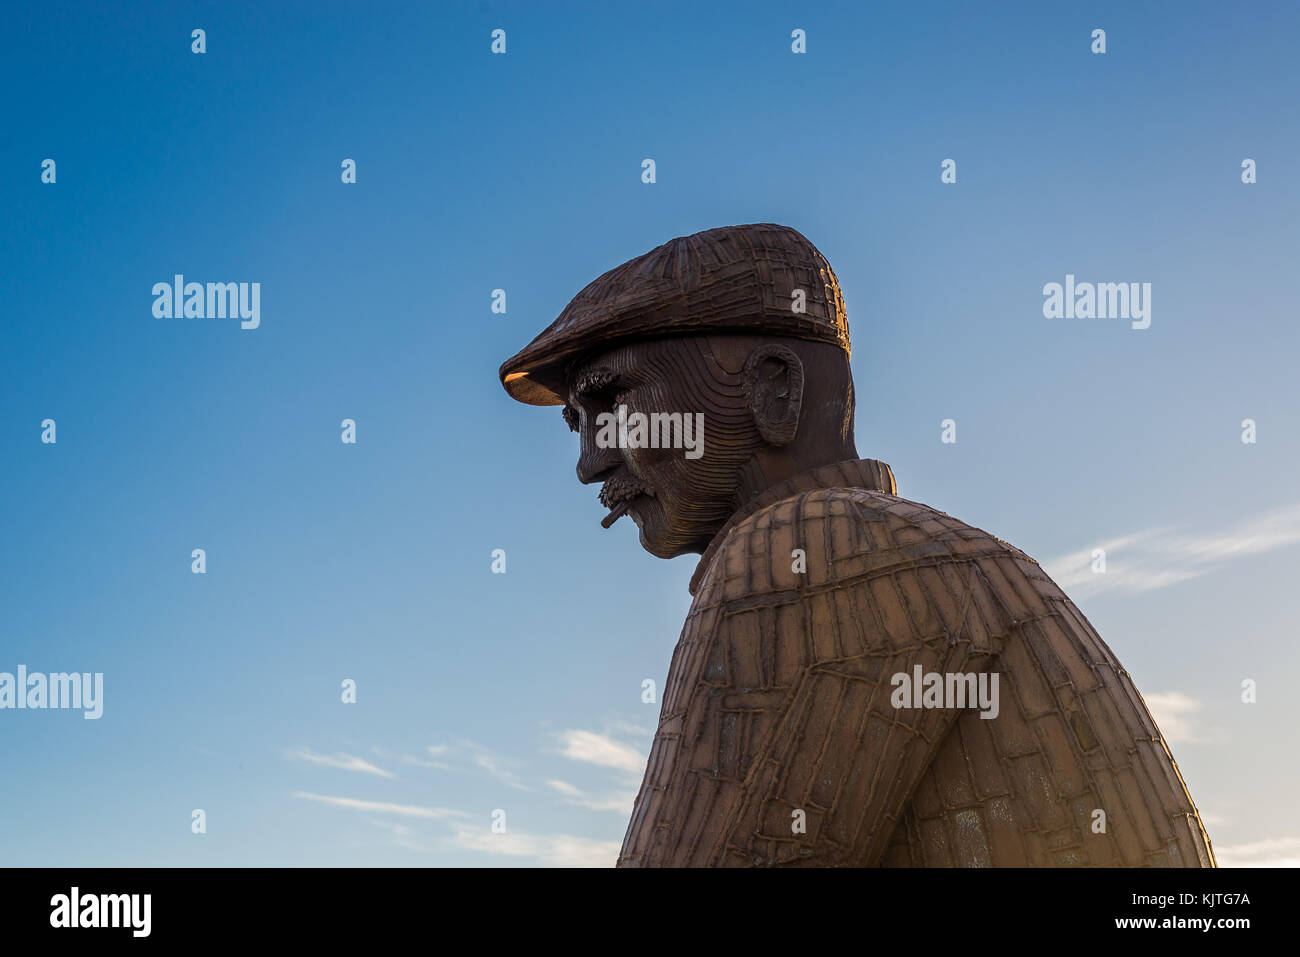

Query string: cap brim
[500,368,566,407]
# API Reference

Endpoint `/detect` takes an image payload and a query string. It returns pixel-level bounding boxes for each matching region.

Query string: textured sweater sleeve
[619,488,1015,866]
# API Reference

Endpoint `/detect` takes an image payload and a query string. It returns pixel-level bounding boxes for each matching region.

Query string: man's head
[500,223,858,557]
[560,333,857,557]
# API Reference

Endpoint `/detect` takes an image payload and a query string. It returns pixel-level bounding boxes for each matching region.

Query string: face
[562,338,759,558]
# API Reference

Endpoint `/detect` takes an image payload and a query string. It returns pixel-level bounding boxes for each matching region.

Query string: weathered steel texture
[618,460,1215,867]
[500,224,1216,868]
[499,223,850,406]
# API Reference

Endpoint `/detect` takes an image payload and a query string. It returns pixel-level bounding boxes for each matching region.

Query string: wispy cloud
[293,728,646,861]
[609,720,652,738]
[471,750,532,791]
[367,819,413,839]
[365,818,428,851]
[1142,692,1226,746]
[450,826,620,867]
[1215,836,1300,868]
[556,730,646,774]
[397,738,534,789]
[1042,503,1300,599]
[291,791,465,819]
[545,779,637,814]
[287,747,395,778]
[370,746,453,771]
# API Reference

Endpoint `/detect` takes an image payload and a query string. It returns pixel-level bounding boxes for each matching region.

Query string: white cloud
[287,747,395,778]
[1142,692,1225,746]
[291,791,465,819]
[471,751,531,790]
[367,819,413,838]
[370,746,453,770]
[408,738,534,790]
[547,779,582,797]
[610,720,652,737]
[546,834,622,868]
[365,818,428,852]
[1214,836,1300,868]
[556,730,646,774]
[1042,503,1300,599]
[545,779,637,814]
[450,827,619,867]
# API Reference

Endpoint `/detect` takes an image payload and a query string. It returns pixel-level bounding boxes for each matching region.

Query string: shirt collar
[689,458,897,596]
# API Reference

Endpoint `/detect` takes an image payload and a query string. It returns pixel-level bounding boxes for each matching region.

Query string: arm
[619,491,1022,866]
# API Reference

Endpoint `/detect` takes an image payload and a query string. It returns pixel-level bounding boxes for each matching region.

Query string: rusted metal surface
[618,460,1215,866]
[501,224,1216,868]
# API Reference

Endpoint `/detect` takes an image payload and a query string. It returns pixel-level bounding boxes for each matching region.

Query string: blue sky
[1,0,1297,866]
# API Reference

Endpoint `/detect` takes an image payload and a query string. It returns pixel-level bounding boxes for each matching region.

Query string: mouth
[599,477,654,528]
[600,499,635,529]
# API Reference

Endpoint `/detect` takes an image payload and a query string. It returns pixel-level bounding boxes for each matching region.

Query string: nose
[577,426,622,485]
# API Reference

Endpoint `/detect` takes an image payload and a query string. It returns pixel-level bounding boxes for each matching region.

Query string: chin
[633,515,687,559]
[636,516,713,560]
[637,525,682,559]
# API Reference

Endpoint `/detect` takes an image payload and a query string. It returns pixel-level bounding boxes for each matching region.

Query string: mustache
[599,475,652,510]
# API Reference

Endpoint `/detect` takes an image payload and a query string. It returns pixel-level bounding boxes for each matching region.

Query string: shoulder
[698,486,1050,604]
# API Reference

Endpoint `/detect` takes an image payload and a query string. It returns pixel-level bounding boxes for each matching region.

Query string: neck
[690,453,896,596]
[729,442,859,513]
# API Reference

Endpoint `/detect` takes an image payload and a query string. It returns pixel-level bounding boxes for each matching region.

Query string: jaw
[629,498,673,558]
[630,497,720,559]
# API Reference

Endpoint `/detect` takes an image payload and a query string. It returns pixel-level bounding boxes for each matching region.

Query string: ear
[742,344,803,446]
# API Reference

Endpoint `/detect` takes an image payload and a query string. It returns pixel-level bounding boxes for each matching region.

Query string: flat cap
[499,223,851,406]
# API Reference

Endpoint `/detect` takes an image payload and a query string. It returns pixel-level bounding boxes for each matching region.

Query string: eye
[561,406,579,433]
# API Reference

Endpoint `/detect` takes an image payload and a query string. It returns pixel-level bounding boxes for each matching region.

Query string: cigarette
[601,500,633,529]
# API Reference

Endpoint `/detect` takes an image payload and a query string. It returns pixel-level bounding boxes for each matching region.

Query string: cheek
[619,399,684,472]
[624,446,694,500]
[624,442,676,470]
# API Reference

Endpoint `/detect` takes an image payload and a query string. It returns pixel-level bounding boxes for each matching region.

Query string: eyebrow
[571,368,618,397]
